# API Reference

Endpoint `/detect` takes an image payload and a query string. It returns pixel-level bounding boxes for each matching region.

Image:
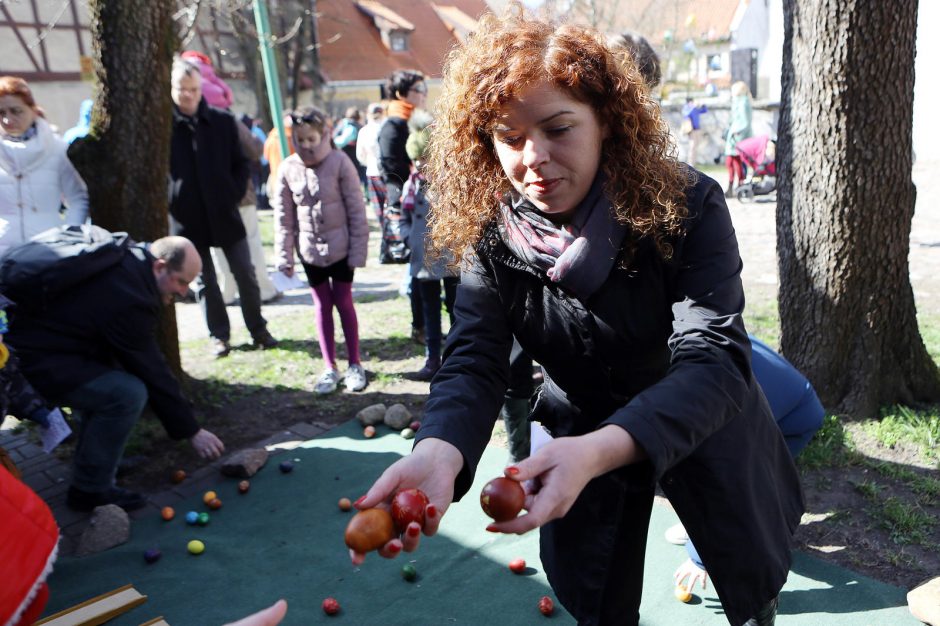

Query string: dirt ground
[118,161,940,592]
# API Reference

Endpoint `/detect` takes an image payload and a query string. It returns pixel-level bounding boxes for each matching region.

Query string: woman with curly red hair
[350,7,800,625]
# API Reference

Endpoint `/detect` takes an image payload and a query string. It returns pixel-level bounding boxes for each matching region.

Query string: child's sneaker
[344,364,367,392]
[314,369,341,394]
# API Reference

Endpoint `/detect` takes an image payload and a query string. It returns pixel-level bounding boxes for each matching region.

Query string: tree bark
[778,0,940,417]
[67,0,183,374]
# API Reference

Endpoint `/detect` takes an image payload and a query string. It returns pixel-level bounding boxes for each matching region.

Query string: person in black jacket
[6,236,225,511]
[378,69,427,344]
[169,57,277,358]
[350,11,800,626]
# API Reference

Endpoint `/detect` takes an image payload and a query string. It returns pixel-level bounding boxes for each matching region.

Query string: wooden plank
[138,618,170,626]
[35,584,147,626]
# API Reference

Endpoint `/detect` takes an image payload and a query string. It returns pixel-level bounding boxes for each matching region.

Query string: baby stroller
[734,135,776,202]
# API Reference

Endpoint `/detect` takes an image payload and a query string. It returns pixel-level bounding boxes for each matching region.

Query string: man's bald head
[152,236,201,304]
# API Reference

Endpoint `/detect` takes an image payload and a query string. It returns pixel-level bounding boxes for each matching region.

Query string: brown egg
[171,469,186,484]
[160,506,175,521]
[480,477,525,522]
[338,497,352,511]
[344,508,396,553]
[238,480,250,494]
[208,497,223,510]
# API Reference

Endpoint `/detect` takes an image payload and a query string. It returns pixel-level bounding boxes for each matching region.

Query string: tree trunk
[778,0,940,417]
[67,0,184,374]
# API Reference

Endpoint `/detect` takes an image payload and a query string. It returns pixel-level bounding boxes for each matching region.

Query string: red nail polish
[426,504,437,518]
[407,524,420,537]
[354,495,366,507]
[506,466,520,476]
[389,542,401,553]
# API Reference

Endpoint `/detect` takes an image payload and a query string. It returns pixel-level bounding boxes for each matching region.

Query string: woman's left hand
[485,425,643,534]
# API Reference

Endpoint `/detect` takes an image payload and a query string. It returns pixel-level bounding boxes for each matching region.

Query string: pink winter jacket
[273,148,369,270]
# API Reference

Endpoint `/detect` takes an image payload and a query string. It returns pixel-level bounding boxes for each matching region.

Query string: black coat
[169,99,250,248]
[377,116,411,207]
[6,247,200,440]
[415,172,803,625]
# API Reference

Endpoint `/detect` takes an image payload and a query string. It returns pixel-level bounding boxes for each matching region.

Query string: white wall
[24,81,95,133]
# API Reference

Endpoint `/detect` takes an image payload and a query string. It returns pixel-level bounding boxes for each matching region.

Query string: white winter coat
[0,118,89,254]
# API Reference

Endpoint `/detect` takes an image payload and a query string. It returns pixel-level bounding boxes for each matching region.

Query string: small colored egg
[187,539,205,555]
[238,480,250,494]
[160,506,175,521]
[208,497,222,510]
[143,548,161,564]
[321,597,340,616]
[400,427,415,440]
[363,425,376,438]
[674,584,692,603]
[171,469,186,484]
[401,563,417,582]
[203,490,217,504]
[338,497,352,511]
[185,511,199,525]
[197,512,210,526]
[279,461,294,473]
[409,420,421,432]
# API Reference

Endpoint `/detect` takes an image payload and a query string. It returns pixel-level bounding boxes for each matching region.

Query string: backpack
[0,224,132,311]
[379,205,411,264]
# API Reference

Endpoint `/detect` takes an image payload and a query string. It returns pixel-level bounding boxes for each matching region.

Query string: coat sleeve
[338,153,370,268]
[228,117,250,203]
[271,162,297,271]
[58,148,89,226]
[599,176,754,482]
[413,255,514,499]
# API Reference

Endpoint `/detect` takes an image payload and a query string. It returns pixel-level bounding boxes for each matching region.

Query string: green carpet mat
[43,420,917,625]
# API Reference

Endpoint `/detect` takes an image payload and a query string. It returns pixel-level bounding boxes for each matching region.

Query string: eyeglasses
[290,111,325,127]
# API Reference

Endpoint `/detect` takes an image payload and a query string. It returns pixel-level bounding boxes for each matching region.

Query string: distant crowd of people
[1,15,819,626]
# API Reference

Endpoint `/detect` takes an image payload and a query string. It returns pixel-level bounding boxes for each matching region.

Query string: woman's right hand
[349,438,463,566]
[279,265,294,278]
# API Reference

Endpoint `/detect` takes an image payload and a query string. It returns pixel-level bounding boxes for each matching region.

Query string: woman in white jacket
[0,76,88,255]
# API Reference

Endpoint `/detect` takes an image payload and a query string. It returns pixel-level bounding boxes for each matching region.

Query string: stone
[221,448,269,478]
[76,504,130,556]
[384,403,413,431]
[356,403,387,426]
[908,576,940,626]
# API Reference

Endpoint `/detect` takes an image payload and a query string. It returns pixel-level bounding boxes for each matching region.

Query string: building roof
[316,0,491,83]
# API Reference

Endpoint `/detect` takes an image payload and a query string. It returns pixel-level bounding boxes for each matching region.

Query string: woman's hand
[349,438,463,565]
[190,428,225,460]
[674,558,708,593]
[486,425,644,534]
[279,265,294,278]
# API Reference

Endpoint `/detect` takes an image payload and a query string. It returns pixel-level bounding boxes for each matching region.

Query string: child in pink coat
[272,106,370,394]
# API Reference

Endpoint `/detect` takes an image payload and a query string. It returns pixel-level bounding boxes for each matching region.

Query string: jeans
[418,276,457,361]
[59,370,148,493]
[196,237,268,341]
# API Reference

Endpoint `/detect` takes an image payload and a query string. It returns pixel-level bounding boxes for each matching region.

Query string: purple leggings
[311,280,360,370]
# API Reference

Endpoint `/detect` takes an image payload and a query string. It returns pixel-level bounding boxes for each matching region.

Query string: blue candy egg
[185,511,199,525]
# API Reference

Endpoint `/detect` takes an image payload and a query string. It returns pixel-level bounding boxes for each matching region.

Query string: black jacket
[377,116,411,206]
[169,99,250,248]
[6,247,200,440]
[415,172,803,625]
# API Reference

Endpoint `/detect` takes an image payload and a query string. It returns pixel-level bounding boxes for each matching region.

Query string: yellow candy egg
[188,539,205,555]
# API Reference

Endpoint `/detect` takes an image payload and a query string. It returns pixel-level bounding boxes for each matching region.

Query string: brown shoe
[211,338,231,358]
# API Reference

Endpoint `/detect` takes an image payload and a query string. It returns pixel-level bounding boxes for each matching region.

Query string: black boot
[742,596,778,626]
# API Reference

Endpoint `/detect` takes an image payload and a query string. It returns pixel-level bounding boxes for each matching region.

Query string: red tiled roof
[316,0,491,82]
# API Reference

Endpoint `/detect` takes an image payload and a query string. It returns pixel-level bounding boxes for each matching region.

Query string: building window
[390,33,407,51]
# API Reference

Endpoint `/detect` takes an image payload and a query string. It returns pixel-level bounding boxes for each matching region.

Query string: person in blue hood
[63,99,93,144]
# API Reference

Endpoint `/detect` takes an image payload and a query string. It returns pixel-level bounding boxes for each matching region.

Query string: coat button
[489,237,498,246]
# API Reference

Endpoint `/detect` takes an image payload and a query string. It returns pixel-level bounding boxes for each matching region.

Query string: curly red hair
[425,6,690,265]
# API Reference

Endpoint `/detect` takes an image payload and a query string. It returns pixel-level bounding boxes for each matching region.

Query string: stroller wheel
[735,185,755,203]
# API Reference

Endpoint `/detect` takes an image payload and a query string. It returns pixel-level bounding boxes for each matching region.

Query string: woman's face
[491,81,607,216]
[0,94,37,137]
[403,81,427,109]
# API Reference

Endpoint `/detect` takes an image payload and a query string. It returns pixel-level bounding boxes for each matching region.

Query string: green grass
[797,414,854,469]
[862,405,940,463]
